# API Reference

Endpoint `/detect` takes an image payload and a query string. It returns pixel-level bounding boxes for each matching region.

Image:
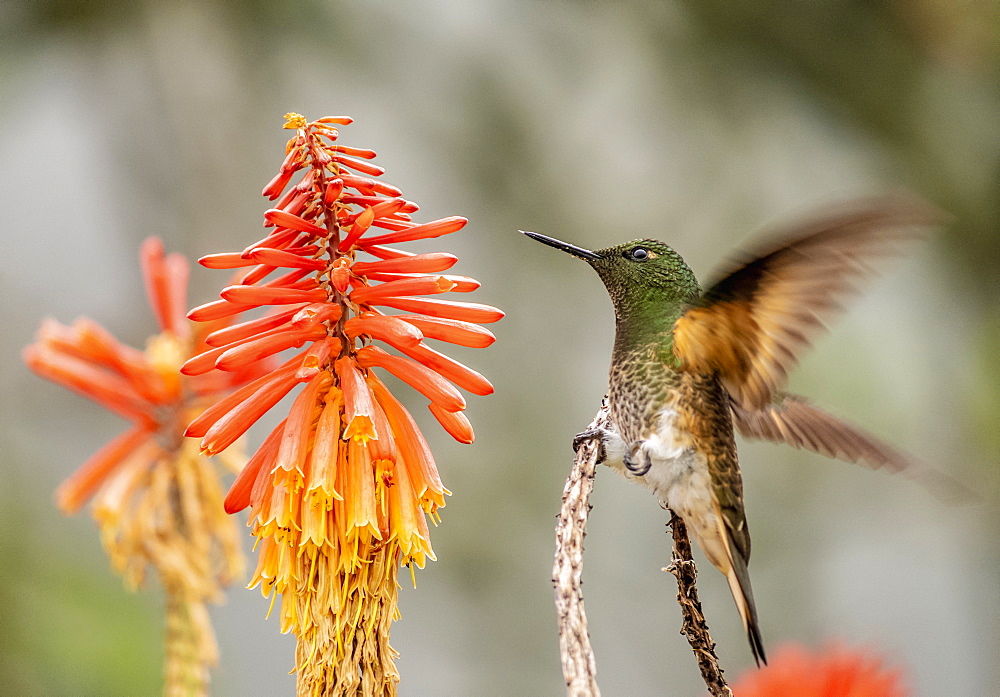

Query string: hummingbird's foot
[624,441,652,476]
[573,428,607,463]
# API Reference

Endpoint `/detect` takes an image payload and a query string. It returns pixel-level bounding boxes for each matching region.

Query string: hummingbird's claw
[573,428,607,463]
[624,442,652,476]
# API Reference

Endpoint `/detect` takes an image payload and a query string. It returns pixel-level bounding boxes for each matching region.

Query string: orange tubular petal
[296,337,341,380]
[279,143,306,171]
[282,191,311,217]
[249,421,286,513]
[264,267,316,288]
[162,252,190,336]
[24,346,151,423]
[369,218,412,232]
[368,296,505,323]
[337,207,375,252]
[399,342,494,396]
[323,178,344,206]
[220,285,326,306]
[292,302,342,327]
[357,245,413,260]
[204,305,308,347]
[387,448,428,554]
[366,374,445,502]
[369,198,411,220]
[289,168,316,193]
[341,194,394,207]
[333,154,384,177]
[263,209,328,236]
[359,216,467,246]
[59,318,146,376]
[397,315,496,348]
[356,345,466,412]
[238,264,277,286]
[274,371,332,474]
[274,183,302,211]
[55,425,150,513]
[350,276,456,304]
[224,423,285,513]
[215,326,326,372]
[335,357,378,442]
[262,169,295,200]
[367,396,398,464]
[334,145,377,159]
[361,273,480,293]
[139,237,177,335]
[316,115,353,125]
[185,358,302,438]
[306,388,344,501]
[199,369,303,455]
[344,314,424,348]
[183,322,301,375]
[241,228,302,256]
[352,253,459,276]
[340,174,401,197]
[188,298,256,322]
[248,247,326,270]
[344,438,380,537]
[437,275,479,292]
[428,403,475,444]
[199,252,259,269]
[331,267,351,293]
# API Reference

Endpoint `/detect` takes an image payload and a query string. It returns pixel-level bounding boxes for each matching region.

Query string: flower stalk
[186,113,501,696]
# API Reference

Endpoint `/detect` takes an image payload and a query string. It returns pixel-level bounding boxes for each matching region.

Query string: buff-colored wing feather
[732,393,974,502]
[672,197,939,410]
[730,393,911,472]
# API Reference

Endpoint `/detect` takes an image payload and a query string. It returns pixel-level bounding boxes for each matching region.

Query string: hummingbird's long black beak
[519,230,600,261]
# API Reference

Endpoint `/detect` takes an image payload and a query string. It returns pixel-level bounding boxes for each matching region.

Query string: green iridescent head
[521,232,700,319]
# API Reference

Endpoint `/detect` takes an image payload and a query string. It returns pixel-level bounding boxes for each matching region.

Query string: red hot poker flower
[185,112,502,697]
[728,643,909,697]
[23,237,262,697]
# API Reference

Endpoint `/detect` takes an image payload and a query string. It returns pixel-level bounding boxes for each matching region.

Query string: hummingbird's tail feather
[696,507,768,666]
[724,550,767,667]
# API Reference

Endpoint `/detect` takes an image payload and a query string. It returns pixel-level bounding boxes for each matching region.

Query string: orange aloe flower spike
[184,113,500,697]
[26,237,264,697]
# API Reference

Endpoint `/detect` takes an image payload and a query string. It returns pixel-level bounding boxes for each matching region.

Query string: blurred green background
[2,1,998,695]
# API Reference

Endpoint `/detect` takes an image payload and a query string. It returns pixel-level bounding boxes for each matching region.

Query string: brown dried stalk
[664,513,733,697]
[552,403,609,697]
[553,400,732,697]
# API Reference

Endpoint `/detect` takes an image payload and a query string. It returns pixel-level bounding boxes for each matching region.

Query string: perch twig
[664,512,733,697]
[552,402,611,696]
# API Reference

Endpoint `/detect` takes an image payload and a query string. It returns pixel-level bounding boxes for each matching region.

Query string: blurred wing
[730,393,911,472]
[672,197,938,410]
[731,393,975,504]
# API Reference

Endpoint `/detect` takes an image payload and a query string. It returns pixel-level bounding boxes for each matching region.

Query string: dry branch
[664,513,733,697]
[552,402,610,696]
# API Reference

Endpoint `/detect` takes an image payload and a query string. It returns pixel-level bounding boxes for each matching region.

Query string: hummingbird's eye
[628,247,650,261]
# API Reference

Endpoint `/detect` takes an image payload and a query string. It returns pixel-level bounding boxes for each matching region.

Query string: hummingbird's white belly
[603,408,710,509]
[601,407,729,569]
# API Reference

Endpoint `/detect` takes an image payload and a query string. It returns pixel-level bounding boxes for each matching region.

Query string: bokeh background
[2,1,998,695]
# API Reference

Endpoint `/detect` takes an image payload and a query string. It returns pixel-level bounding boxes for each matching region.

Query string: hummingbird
[522,197,942,667]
